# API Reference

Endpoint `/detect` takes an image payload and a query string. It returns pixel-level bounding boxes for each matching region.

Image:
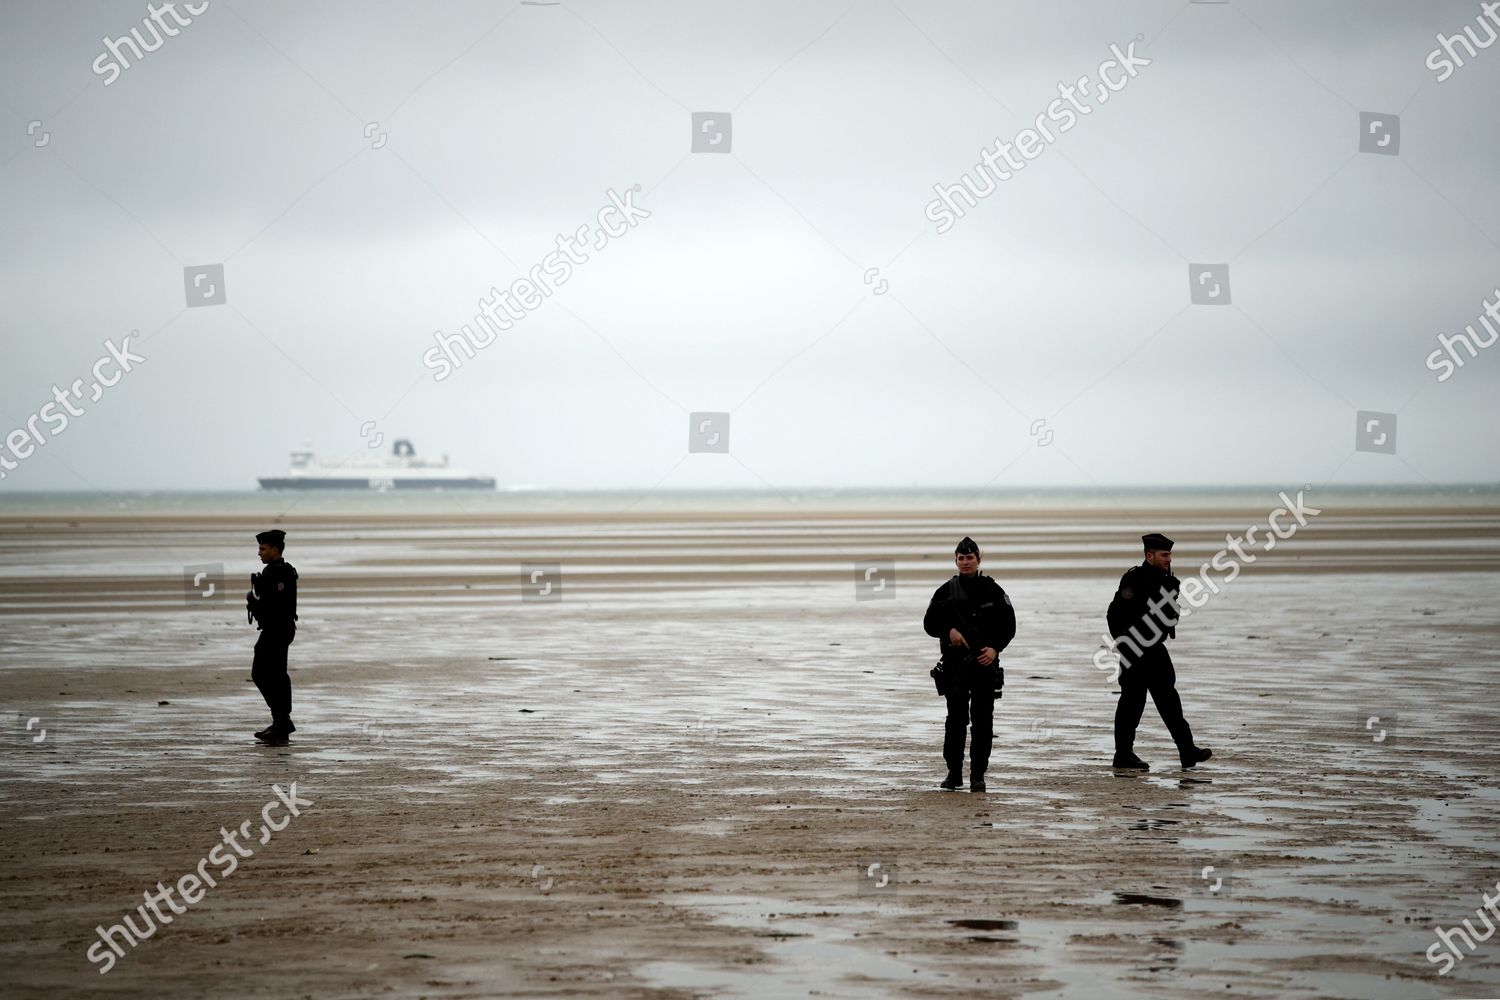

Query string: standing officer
[923,536,1016,792]
[247,528,298,744]
[1108,532,1211,771]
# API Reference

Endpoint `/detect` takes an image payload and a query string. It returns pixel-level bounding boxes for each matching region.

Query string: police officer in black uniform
[247,529,299,744]
[923,536,1016,792]
[1108,532,1210,771]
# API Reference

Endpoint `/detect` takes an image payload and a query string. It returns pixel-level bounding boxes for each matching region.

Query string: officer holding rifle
[923,536,1016,792]
[246,529,299,745]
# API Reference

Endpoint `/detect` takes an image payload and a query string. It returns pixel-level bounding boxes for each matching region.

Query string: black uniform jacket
[923,572,1017,667]
[249,559,299,631]
[1106,561,1178,663]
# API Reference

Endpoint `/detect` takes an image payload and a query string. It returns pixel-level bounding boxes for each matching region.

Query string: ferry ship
[258,440,496,491]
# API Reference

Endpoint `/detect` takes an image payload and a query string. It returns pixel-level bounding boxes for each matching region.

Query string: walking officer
[923,536,1016,792]
[247,528,299,744]
[1108,532,1211,771]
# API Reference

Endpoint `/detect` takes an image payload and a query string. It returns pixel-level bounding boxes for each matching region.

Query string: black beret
[256,529,287,547]
[1141,532,1174,551]
[955,536,980,555]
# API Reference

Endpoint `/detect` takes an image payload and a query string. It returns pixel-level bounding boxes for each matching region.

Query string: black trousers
[252,626,295,725]
[943,686,997,777]
[1113,647,1193,756]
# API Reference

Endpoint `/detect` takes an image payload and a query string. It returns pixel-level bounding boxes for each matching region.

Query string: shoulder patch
[1120,587,1134,600]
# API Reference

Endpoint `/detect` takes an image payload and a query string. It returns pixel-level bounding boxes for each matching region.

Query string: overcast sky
[1,0,1497,491]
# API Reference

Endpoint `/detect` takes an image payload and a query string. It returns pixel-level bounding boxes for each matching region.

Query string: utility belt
[930,650,1004,697]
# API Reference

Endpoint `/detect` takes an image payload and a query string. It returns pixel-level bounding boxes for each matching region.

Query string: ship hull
[258,477,496,491]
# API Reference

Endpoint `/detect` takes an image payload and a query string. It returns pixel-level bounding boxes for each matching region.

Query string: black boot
[969,774,986,793]
[1112,752,1150,770]
[940,770,963,790]
[256,721,292,745]
[1180,746,1212,769]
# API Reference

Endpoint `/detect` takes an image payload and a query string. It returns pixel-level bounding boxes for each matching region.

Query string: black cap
[256,529,287,548]
[955,536,980,556]
[1141,532,1173,551]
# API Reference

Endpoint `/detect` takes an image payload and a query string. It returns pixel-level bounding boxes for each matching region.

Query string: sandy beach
[3,492,1500,998]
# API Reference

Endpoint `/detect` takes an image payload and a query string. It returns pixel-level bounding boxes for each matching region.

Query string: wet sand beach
[3,493,1500,998]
